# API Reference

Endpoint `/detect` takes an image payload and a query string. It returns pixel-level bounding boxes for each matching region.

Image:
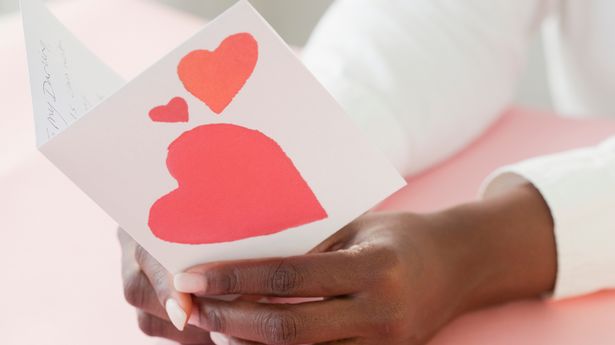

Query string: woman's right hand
[118,228,214,344]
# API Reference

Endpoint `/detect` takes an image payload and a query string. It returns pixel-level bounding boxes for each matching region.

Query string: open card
[21,0,406,273]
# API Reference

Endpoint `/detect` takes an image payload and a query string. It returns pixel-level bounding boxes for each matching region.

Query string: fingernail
[165,299,187,331]
[174,272,205,293]
[187,308,200,326]
[210,332,230,345]
[258,297,272,303]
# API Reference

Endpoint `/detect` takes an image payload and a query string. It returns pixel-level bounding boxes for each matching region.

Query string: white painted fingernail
[188,308,200,326]
[174,272,206,293]
[210,332,230,345]
[165,299,187,331]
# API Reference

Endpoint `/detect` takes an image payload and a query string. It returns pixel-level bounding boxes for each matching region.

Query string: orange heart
[178,33,258,114]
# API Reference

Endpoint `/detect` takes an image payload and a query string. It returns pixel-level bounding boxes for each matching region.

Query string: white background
[1,0,552,110]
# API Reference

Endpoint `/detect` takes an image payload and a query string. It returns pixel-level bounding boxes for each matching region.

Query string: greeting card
[22,0,406,273]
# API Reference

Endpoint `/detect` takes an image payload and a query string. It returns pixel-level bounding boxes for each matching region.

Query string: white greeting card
[22,0,406,273]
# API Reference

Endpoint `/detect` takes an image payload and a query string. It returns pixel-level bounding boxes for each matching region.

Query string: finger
[310,216,364,254]
[135,244,192,330]
[173,250,377,297]
[237,295,268,303]
[209,332,258,345]
[227,338,260,345]
[124,254,192,329]
[191,297,364,344]
[123,268,168,318]
[314,339,363,345]
[222,334,261,345]
[137,311,214,344]
[119,228,140,278]
[118,227,136,250]
[223,335,357,345]
[121,229,170,318]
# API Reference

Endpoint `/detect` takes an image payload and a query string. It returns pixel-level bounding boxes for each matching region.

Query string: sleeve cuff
[480,143,615,299]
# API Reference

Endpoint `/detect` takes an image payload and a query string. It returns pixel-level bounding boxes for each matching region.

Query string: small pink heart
[149,97,189,123]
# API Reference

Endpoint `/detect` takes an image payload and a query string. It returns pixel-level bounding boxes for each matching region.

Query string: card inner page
[21,0,124,147]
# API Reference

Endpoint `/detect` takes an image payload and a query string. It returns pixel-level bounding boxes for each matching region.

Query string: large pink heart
[178,33,258,114]
[148,124,328,244]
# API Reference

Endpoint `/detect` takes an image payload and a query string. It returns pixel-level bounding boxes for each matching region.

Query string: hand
[173,184,557,345]
[118,229,214,344]
[173,213,465,345]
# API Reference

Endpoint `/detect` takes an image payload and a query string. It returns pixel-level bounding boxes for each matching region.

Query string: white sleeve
[303,0,551,176]
[482,138,615,299]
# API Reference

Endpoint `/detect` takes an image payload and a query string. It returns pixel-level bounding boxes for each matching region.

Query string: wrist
[439,184,557,313]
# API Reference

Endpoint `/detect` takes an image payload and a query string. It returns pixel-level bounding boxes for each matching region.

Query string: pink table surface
[2,1,615,344]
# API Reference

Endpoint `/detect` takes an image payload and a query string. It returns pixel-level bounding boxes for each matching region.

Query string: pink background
[1,1,615,344]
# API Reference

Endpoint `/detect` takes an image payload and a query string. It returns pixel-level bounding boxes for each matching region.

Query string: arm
[303,0,551,176]
[483,138,615,298]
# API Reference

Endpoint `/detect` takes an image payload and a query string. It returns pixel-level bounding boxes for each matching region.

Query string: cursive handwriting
[40,40,63,138]
[40,39,76,138]
[41,41,56,102]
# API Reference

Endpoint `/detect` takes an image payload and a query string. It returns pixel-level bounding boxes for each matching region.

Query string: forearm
[434,183,557,312]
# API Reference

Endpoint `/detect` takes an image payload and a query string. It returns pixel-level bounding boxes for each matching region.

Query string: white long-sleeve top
[302,0,615,299]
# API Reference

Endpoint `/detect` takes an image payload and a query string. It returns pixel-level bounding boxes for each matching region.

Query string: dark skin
[119,183,556,344]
